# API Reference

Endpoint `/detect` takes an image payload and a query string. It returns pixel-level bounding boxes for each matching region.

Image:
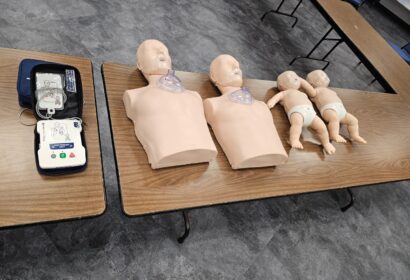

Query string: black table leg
[289,27,343,70]
[340,188,355,212]
[261,0,303,28]
[177,210,190,244]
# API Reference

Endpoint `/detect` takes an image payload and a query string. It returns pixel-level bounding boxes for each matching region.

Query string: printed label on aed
[65,69,77,93]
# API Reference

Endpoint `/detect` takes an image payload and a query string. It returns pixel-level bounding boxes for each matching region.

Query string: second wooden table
[102,62,410,216]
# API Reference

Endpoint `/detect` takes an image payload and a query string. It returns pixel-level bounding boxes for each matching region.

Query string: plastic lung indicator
[229,87,254,105]
[158,69,184,93]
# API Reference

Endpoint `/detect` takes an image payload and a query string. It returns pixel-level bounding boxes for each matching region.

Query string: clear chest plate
[157,70,184,93]
[228,88,254,105]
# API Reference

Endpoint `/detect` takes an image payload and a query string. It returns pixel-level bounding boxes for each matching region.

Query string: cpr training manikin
[305,70,366,144]
[204,54,288,169]
[123,39,217,169]
[267,71,336,155]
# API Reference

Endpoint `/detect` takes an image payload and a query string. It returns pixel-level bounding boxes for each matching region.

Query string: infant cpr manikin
[123,39,217,169]
[267,71,336,155]
[204,54,288,169]
[305,70,366,144]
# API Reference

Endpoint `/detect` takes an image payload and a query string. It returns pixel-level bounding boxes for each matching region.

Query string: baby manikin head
[306,70,330,88]
[277,71,301,91]
[136,39,172,78]
[209,54,243,90]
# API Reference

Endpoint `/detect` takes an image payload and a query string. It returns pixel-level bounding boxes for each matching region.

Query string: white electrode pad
[35,73,65,114]
[36,119,86,169]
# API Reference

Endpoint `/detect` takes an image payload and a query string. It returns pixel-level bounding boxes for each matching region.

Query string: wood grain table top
[314,0,410,99]
[0,48,106,228]
[102,62,410,216]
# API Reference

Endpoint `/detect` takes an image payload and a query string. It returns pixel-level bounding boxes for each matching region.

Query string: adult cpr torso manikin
[204,54,288,169]
[123,39,217,169]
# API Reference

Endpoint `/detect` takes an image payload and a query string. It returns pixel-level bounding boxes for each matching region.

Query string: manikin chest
[214,97,271,125]
[132,88,201,118]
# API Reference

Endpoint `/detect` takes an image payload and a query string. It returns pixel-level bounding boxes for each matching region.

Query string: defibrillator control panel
[36,119,86,169]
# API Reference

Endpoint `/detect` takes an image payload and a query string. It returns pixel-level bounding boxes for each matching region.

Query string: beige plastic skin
[204,54,288,169]
[305,70,367,144]
[123,39,217,169]
[267,71,336,155]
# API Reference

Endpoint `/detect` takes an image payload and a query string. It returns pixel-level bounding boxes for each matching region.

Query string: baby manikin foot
[332,134,347,143]
[323,143,336,155]
[351,135,367,144]
[290,139,304,150]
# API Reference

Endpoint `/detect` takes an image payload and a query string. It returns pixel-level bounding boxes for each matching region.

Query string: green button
[60,152,66,159]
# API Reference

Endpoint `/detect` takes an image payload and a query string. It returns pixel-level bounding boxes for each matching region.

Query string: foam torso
[123,85,217,169]
[204,94,287,169]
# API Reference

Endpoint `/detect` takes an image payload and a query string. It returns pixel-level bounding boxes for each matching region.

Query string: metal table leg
[289,27,343,70]
[177,210,190,244]
[340,188,355,212]
[261,0,303,28]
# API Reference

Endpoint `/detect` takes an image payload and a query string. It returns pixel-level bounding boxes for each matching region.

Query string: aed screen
[50,143,74,150]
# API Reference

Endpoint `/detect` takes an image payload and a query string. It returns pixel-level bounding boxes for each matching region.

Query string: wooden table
[0,48,106,228]
[102,62,410,216]
[313,0,410,98]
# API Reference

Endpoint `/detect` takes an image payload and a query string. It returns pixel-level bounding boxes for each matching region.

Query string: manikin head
[306,70,330,88]
[277,71,301,91]
[136,39,172,79]
[209,54,243,92]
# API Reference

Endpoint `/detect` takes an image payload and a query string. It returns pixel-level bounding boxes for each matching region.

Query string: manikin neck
[145,74,163,85]
[218,86,242,95]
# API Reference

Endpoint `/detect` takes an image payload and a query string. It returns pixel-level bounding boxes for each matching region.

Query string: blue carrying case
[16,59,56,108]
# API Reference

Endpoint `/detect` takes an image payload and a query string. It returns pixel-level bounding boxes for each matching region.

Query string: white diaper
[287,105,316,127]
[320,102,347,121]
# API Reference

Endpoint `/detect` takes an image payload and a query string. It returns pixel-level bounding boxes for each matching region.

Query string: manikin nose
[233,67,241,75]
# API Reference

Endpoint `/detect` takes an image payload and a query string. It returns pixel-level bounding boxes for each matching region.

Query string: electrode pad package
[158,69,184,93]
[29,63,87,175]
[35,73,66,118]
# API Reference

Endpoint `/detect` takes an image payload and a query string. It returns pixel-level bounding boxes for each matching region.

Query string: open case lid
[16,59,57,108]
[30,63,84,120]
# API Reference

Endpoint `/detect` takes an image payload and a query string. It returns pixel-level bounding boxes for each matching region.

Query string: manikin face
[136,39,172,76]
[277,71,301,91]
[209,54,243,88]
[306,70,330,88]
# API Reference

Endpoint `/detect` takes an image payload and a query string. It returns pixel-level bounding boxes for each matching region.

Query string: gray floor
[1,0,410,279]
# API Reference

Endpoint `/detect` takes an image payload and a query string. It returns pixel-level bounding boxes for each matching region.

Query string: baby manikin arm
[300,79,317,99]
[267,91,285,109]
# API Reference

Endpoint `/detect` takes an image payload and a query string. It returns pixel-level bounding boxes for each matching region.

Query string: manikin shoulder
[124,86,148,99]
[281,89,302,99]
[184,89,203,102]
[317,86,338,96]
[204,95,225,108]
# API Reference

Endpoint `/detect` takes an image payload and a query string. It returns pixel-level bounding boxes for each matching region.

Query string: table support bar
[261,0,303,28]
[289,27,343,70]
[340,188,355,212]
[177,210,190,244]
